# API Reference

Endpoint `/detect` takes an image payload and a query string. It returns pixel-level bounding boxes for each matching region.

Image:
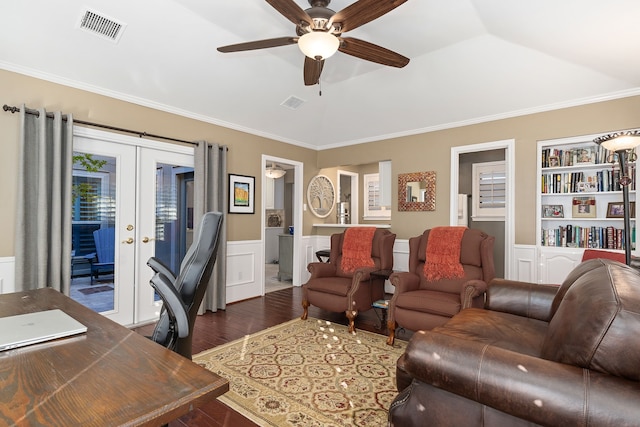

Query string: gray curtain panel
[15,106,73,293]
[194,141,228,313]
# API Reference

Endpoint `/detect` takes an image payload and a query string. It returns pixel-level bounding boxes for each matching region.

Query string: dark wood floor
[133,286,408,427]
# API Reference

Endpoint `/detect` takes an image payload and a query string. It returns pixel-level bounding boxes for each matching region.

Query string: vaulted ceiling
[1,0,639,149]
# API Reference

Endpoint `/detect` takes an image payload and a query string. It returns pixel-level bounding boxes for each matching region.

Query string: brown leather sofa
[301,229,396,333]
[387,228,495,345]
[389,258,640,426]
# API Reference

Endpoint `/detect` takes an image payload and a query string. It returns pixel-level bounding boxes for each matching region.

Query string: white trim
[451,139,516,279]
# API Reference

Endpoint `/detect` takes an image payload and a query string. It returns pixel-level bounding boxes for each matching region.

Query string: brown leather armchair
[389,259,640,426]
[301,229,396,333]
[386,228,495,345]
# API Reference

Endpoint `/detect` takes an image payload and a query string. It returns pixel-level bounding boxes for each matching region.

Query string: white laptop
[0,309,87,351]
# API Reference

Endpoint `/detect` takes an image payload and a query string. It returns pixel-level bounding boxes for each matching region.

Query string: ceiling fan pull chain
[319,79,322,96]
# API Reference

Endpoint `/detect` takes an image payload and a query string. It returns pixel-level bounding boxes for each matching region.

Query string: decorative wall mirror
[398,171,436,211]
[307,175,335,218]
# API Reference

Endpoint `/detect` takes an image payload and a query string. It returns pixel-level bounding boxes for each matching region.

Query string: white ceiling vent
[78,9,126,43]
[281,96,306,110]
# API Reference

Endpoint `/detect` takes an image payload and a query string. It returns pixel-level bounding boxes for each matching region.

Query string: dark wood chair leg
[346,310,357,333]
[301,299,309,320]
[387,320,396,346]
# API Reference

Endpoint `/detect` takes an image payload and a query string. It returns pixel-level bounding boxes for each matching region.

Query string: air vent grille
[281,96,306,110]
[78,9,126,42]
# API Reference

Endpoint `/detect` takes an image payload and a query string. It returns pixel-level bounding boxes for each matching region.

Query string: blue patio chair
[85,227,115,284]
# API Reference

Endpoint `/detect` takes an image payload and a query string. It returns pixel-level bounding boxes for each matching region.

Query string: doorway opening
[262,155,304,294]
[450,140,515,279]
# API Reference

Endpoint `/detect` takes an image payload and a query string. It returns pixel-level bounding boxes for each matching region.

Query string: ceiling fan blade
[266,0,313,27]
[303,56,324,86]
[338,37,409,68]
[217,36,298,53]
[332,0,407,33]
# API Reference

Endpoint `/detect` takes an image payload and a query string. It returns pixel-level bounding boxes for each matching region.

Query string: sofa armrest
[460,279,487,308]
[307,262,337,278]
[403,331,640,426]
[389,271,420,293]
[486,278,558,321]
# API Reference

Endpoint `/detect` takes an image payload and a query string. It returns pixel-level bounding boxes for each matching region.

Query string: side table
[371,269,393,330]
[315,249,331,262]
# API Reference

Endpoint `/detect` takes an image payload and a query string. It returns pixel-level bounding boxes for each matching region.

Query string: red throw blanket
[340,227,376,273]
[424,226,466,281]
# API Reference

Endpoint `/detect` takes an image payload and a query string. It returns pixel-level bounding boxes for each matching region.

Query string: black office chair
[147,211,223,359]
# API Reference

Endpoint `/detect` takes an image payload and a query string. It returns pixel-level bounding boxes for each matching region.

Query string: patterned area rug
[194,318,407,426]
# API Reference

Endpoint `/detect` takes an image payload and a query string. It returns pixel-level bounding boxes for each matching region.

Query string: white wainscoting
[512,245,537,283]
[226,240,262,303]
[0,257,15,294]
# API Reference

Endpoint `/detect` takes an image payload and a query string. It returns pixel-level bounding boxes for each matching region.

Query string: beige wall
[0,69,318,256]
[318,96,640,241]
[2,68,639,255]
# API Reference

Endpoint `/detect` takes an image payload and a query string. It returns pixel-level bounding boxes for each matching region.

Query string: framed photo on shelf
[548,156,560,167]
[572,196,596,218]
[228,173,255,214]
[576,147,594,164]
[542,204,564,218]
[606,202,635,218]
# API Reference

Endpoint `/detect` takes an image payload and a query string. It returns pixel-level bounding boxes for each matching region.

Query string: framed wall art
[398,171,436,212]
[307,175,335,218]
[228,174,255,214]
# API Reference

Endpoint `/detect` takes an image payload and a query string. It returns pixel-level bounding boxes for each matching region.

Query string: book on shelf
[541,225,636,250]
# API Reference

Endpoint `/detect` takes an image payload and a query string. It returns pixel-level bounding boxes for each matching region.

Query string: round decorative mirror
[307,175,335,218]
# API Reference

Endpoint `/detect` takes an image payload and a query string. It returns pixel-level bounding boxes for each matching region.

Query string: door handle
[142,237,156,243]
[122,237,134,244]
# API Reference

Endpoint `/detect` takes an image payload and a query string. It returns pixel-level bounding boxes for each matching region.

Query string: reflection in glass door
[71,129,193,326]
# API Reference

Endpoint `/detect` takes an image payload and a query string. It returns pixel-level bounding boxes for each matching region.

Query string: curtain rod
[3,104,203,146]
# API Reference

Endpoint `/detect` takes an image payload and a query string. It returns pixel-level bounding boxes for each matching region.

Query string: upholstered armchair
[301,228,396,333]
[386,227,495,345]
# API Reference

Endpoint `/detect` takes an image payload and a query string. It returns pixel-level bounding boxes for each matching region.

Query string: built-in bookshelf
[537,135,637,252]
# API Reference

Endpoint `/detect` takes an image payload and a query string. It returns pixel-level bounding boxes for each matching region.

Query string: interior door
[72,129,193,326]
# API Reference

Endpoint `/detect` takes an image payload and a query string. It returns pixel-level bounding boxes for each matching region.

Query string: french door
[72,128,193,326]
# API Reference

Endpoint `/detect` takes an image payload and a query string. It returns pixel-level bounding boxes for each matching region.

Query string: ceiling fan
[217,0,410,86]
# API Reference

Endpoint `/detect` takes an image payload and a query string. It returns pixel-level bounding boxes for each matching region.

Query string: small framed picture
[572,196,596,218]
[548,156,560,167]
[606,202,635,218]
[542,204,564,218]
[576,147,594,164]
[228,174,255,214]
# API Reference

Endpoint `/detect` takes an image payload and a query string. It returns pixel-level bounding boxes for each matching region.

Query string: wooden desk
[0,288,228,426]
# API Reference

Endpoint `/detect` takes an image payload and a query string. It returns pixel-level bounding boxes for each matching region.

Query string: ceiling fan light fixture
[265,163,286,179]
[298,31,339,60]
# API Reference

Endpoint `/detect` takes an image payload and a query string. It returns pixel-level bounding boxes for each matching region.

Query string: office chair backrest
[150,211,223,359]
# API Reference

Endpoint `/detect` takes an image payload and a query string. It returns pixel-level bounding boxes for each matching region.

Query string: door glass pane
[152,165,194,300]
[70,152,116,312]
